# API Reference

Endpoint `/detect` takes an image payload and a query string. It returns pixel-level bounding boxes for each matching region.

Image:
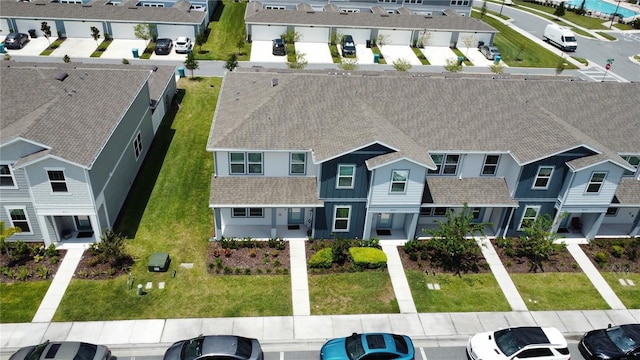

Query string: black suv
[272,38,285,56]
[341,35,356,57]
[154,38,173,55]
[4,32,30,49]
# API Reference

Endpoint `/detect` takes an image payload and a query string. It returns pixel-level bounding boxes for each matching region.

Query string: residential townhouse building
[0,62,177,246]
[207,70,640,242]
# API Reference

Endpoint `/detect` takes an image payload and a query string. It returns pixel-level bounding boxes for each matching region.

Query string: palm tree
[0,221,21,263]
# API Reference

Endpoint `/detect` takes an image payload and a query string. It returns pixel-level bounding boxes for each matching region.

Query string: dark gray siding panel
[515,150,592,199]
[314,201,367,239]
[506,202,556,236]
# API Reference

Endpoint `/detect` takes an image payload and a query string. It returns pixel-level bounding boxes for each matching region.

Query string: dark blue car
[320,333,415,360]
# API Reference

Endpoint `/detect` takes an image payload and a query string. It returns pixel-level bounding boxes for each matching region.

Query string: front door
[377,213,393,229]
[288,208,305,225]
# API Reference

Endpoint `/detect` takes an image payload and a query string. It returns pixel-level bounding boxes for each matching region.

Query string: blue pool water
[567,0,638,17]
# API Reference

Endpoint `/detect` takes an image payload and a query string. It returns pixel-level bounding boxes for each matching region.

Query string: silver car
[163,335,263,360]
[9,340,111,360]
[479,44,501,60]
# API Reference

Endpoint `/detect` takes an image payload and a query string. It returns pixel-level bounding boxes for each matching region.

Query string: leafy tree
[184,52,199,78]
[236,38,245,54]
[554,2,566,19]
[444,57,463,72]
[376,34,390,46]
[196,31,207,53]
[424,204,491,277]
[480,1,488,18]
[63,54,71,63]
[41,22,52,45]
[90,26,100,45]
[224,53,238,71]
[88,229,133,269]
[0,221,22,263]
[461,34,477,58]
[281,30,301,44]
[134,23,153,44]
[392,58,412,72]
[517,213,565,272]
[417,30,432,48]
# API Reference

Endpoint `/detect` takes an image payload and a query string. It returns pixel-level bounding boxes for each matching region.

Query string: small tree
[514,43,526,61]
[461,34,477,59]
[287,52,308,69]
[338,58,358,71]
[184,52,199,78]
[554,2,566,19]
[480,1,488,18]
[90,26,101,45]
[63,54,71,63]
[195,31,207,53]
[41,21,52,45]
[392,58,412,72]
[444,57,463,72]
[376,34,390,47]
[517,213,565,272]
[417,30,432,48]
[134,23,153,44]
[490,63,505,74]
[0,221,22,263]
[281,30,301,44]
[88,229,133,269]
[330,30,343,45]
[225,53,238,71]
[236,38,245,54]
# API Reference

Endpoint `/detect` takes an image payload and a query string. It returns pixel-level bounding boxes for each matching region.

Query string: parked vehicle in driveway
[341,35,356,57]
[155,38,174,55]
[272,38,286,55]
[9,340,111,360]
[579,324,640,360]
[175,37,193,54]
[479,44,501,60]
[320,332,415,360]
[163,335,264,360]
[543,24,578,51]
[467,326,570,360]
[4,32,30,49]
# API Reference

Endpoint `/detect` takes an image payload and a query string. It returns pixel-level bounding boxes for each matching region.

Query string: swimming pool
[567,0,638,17]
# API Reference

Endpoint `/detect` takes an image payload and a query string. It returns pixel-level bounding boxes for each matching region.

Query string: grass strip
[39,38,65,56]
[0,281,51,323]
[510,273,609,310]
[600,272,640,309]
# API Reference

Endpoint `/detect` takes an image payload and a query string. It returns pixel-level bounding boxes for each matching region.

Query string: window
[141,2,164,6]
[532,166,553,189]
[518,206,540,230]
[133,132,143,160]
[420,207,448,216]
[606,207,619,216]
[481,155,500,176]
[7,208,31,233]
[265,5,286,9]
[75,215,91,230]
[420,207,432,216]
[434,207,447,216]
[333,206,351,232]
[340,8,360,13]
[449,0,468,5]
[290,153,306,175]
[47,170,68,192]
[337,164,355,189]
[232,208,263,217]
[516,348,554,358]
[586,172,606,193]
[428,154,460,175]
[229,152,263,175]
[390,170,409,193]
[378,0,397,2]
[0,164,15,187]
[472,207,481,219]
[405,0,422,3]
[622,155,639,176]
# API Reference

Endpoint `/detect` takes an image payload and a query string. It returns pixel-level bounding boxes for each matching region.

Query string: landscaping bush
[331,238,351,263]
[611,245,624,258]
[349,247,387,269]
[308,247,333,268]
[594,251,608,266]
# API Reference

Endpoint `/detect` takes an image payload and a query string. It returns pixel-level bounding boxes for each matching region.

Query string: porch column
[363,211,374,240]
[90,215,100,241]
[271,208,277,239]
[551,208,565,233]
[213,208,222,240]
[501,207,516,238]
[586,212,606,240]
[630,209,640,237]
[37,215,53,247]
[408,213,419,240]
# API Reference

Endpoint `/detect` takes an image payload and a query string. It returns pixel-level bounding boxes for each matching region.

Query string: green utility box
[148,252,170,272]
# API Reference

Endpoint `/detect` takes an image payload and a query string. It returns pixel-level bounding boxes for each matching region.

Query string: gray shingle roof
[424,177,518,206]
[0,0,205,24]
[1,62,175,168]
[209,176,324,206]
[207,71,640,168]
[614,178,640,206]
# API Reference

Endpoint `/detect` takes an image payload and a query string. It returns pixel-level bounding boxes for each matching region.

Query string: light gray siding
[0,202,42,242]
[369,160,426,207]
[563,163,624,207]
[26,158,93,207]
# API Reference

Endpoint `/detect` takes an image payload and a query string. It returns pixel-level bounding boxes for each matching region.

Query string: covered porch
[43,213,99,246]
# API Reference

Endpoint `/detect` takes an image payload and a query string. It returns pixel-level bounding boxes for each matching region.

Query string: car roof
[498,327,565,347]
[176,37,189,42]
[201,335,256,358]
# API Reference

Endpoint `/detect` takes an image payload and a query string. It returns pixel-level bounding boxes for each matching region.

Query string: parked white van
[543,24,577,51]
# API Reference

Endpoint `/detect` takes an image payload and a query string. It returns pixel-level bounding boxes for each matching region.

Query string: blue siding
[506,202,556,235]
[515,150,592,199]
[315,201,367,239]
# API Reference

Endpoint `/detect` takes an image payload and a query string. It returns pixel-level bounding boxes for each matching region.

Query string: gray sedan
[9,340,111,360]
[163,335,263,360]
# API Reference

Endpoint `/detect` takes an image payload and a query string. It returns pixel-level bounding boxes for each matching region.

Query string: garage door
[64,21,103,38]
[110,23,138,39]
[378,29,411,46]
[457,32,482,48]
[0,19,9,34]
[419,30,451,47]
[157,24,196,40]
[337,28,370,45]
[294,27,329,43]
[251,25,287,41]
[15,19,58,37]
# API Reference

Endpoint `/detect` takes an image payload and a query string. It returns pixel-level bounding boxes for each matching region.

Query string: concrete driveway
[379,45,421,66]
[250,40,287,63]
[462,47,504,67]
[50,38,98,58]
[3,36,49,57]
[99,39,148,59]
[294,42,332,64]
[337,44,375,65]
[422,46,459,66]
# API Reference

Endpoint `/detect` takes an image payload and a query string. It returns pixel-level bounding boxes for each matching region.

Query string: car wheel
[19,43,23,49]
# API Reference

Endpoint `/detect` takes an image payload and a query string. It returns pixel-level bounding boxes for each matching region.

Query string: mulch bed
[305,240,388,274]
[0,244,66,283]
[206,241,290,275]
[579,238,640,273]
[398,243,491,275]
[74,250,132,280]
[492,238,581,273]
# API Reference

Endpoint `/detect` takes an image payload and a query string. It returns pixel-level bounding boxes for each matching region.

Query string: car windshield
[606,327,639,354]
[182,338,204,360]
[25,342,49,360]
[345,41,355,47]
[565,36,577,42]
[491,48,500,54]
[495,329,525,356]
[345,334,366,360]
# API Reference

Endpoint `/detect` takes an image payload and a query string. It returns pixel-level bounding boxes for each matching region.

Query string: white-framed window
[606,207,619,216]
[47,170,68,192]
[229,152,263,175]
[141,2,164,7]
[390,170,409,193]
[332,205,351,232]
[481,155,500,176]
[405,0,422,3]
[6,207,32,233]
[428,154,460,175]
[133,132,143,160]
[449,0,468,5]
[232,208,264,217]
[290,153,306,175]
[340,8,360,13]
[60,0,82,4]
[532,166,553,189]
[265,5,286,9]
[378,0,396,3]
[336,164,355,189]
[622,155,639,176]
[420,207,448,216]
[518,205,540,230]
[586,172,606,193]
[0,164,16,188]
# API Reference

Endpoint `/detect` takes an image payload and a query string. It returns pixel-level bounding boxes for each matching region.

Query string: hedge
[308,247,333,268]
[349,247,387,269]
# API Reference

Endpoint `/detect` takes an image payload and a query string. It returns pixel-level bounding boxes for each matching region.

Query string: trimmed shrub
[611,245,624,258]
[308,247,333,268]
[349,247,387,269]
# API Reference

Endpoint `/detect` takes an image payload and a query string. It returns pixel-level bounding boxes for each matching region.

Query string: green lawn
[0,281,51,323]
[196,0,250,61]
[511,273,609,310]
[308,272,399,315]
[509,0,610,29]
[472,11,579,68]
[406,271,511,312]
[52,78,290,321]
[600,272,640,309]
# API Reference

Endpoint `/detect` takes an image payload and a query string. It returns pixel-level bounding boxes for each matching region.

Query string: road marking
[420,347,428,360]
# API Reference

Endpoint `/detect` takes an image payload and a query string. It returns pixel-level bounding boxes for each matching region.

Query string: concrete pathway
[289,239,311,316]
[31,248,85,323]
[566,244,627,310]
[382,243,417,313]
[478,238,529,311]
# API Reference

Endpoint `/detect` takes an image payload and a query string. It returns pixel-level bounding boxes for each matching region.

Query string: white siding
[369,160,426,206]
[214,151,317,177]
[251,25,287,41]
[456,32,482,48]
[563,163,623,206]
[110,23,138,39]
[459,153,484,177]
[498,154,520,195]
[0,18,10,34]
[64,21,103,38]
[337,28,371,44]
[220,208,272,226]
[294,27,329,43]
[25,158,93,208]
[420,30,451,47]
[15,19,58,37]
[378,29,411,45]
[156,24,195,40]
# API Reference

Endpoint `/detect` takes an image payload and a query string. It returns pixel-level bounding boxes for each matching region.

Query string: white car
[467,326,570,360]
[174,37,193,54]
